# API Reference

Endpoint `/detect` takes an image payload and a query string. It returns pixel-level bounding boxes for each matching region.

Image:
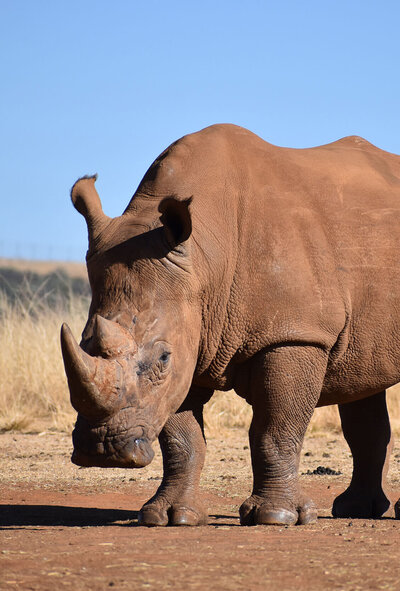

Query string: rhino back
[127,125,400,399]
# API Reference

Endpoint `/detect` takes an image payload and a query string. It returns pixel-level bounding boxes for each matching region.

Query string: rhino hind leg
[138,391,212,527]
[240,345,327,526]
[332,391,392,519]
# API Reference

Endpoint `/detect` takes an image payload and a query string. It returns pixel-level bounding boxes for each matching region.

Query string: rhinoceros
[61,123,399,526]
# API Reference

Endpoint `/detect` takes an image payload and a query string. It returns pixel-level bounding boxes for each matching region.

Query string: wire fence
[0,241,85,262]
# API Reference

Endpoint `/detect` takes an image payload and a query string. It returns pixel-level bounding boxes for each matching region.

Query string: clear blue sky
[1,0,399,261]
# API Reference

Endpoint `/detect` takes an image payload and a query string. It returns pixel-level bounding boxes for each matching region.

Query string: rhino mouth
[72,415,155,469]
[71,438,154,468]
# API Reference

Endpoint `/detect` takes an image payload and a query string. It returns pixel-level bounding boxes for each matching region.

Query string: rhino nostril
[128,437,155,467]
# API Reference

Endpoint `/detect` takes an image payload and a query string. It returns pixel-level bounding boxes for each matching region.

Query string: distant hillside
[0,258,87,279]
[0,258,90,309]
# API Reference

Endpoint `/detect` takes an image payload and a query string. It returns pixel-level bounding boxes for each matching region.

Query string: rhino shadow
[0,504,244,528]
[0,504,138,528]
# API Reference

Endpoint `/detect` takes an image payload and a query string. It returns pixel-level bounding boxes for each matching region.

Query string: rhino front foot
[138,498,208,527]
[137,405,210,527]
[332,486,390,519]
[239,494,318,526]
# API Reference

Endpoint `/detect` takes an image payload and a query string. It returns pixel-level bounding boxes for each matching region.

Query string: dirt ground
[1,428,400,591]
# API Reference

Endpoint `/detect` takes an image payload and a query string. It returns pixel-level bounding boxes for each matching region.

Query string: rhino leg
[138,390,212,527]
[332,391,392,518]
[240,346,327,526]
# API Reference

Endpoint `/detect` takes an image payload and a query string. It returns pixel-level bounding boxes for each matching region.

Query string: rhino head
[61,175,201,469]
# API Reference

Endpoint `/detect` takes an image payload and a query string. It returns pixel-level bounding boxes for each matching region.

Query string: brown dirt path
[1,430,400,590]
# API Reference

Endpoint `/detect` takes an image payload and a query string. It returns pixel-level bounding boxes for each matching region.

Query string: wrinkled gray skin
[62,124,399,526]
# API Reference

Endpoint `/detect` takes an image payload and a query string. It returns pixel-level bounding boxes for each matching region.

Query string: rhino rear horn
[93,315,132,357]
[61,323,122,418]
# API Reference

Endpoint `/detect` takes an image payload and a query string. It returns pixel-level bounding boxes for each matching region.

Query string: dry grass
[0,292,88,432]
[204,385,400,438]
[203,390,340,437]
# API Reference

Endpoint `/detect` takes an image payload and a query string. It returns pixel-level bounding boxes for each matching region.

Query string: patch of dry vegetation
[203,390,341,437]
[204,385,400,438]
[0,292,88,432]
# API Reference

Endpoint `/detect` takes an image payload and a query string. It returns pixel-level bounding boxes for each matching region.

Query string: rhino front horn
[60,323,123,418]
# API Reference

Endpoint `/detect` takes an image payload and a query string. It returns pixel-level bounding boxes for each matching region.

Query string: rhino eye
[159,351,170,364]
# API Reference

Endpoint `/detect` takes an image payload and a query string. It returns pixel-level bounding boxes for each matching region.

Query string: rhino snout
[72,416,155,468]
[72,436,155,468]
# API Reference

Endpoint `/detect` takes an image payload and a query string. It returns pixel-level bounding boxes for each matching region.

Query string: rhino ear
[70,175,109,246]
[70,174,109,224]
[159,196,192,245]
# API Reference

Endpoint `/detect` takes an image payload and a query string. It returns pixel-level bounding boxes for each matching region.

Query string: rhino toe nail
[255,507,298,526]
[170,507,206,526]
[138,508,168,527]
[297,508,318,525]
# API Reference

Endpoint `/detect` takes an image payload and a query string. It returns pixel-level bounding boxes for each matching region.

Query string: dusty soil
[1,428,400,591]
